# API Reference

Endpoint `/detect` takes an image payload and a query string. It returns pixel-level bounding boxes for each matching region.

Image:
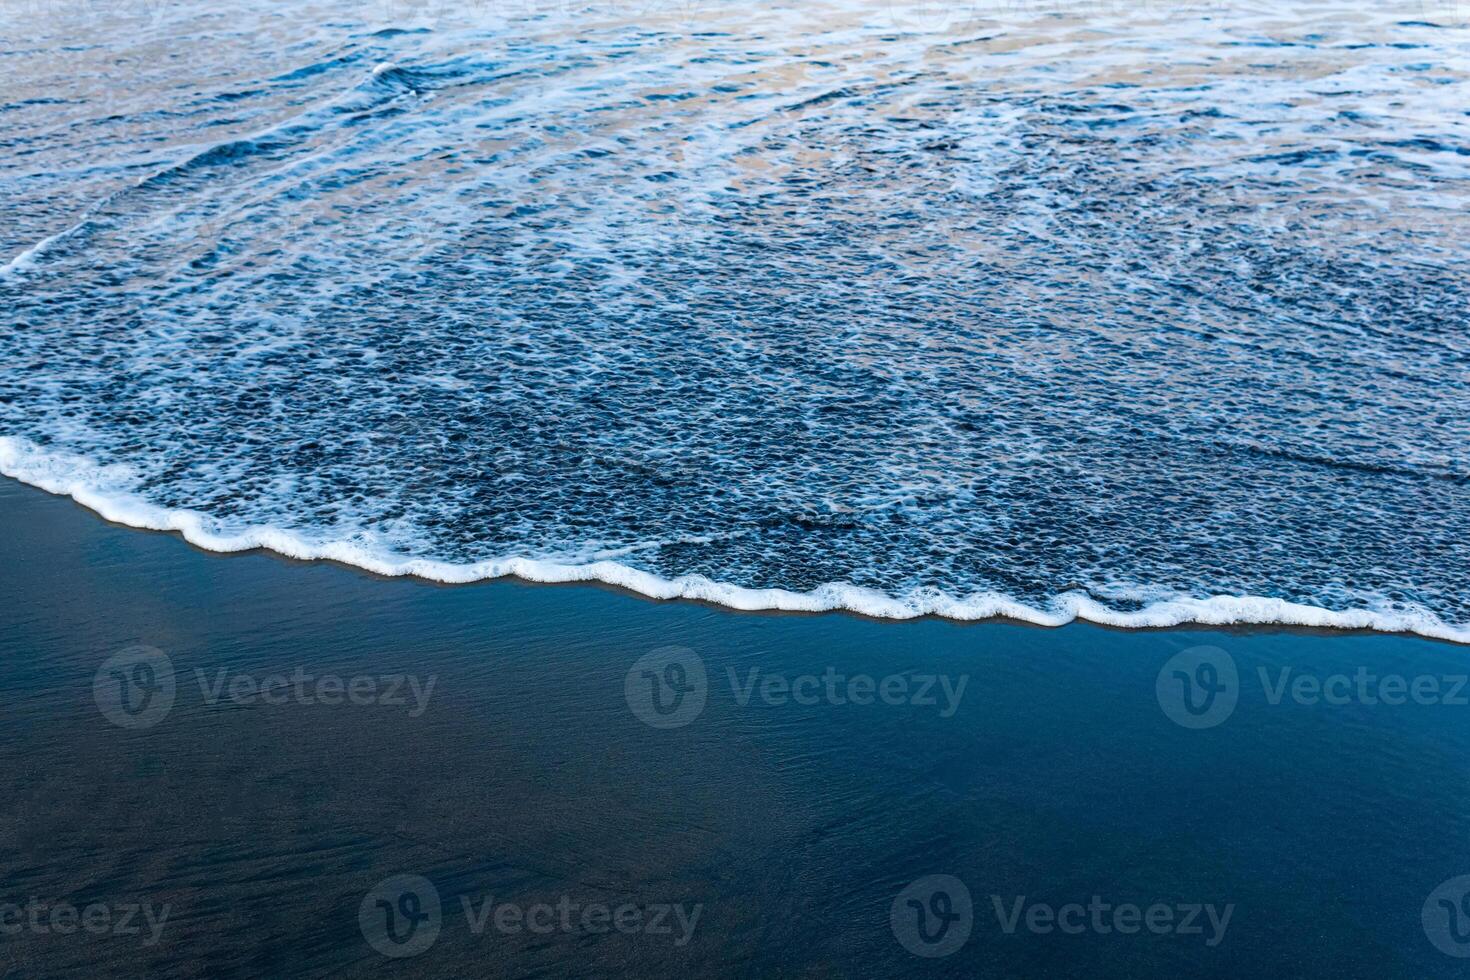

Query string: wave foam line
[2,436,1467,644]
[0,224,91,278]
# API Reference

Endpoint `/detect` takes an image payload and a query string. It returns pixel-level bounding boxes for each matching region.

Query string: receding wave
[4,438,1466,643]
[2,0,1467,644]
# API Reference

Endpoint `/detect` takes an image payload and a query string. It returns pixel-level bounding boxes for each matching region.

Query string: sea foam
[4,437,1465,643]
[2,0,1466,643]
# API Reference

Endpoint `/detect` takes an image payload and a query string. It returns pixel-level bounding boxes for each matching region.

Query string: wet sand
[2,475,1468,978]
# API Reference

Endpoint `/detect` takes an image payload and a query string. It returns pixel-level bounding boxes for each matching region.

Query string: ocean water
[2,0,1468,638]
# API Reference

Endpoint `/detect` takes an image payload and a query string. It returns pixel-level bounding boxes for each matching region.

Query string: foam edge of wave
[2,435,1467,644]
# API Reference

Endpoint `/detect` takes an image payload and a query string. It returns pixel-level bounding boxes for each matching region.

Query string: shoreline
[2,449,1465,644]
[36,478,1465,647]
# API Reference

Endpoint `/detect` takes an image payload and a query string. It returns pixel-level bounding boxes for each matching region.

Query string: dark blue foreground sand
[3,476,1469,978]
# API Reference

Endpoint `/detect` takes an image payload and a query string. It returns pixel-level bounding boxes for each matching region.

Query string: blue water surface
[1,0,1467,635]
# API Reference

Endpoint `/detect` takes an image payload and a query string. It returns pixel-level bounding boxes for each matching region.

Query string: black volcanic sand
[2,476,1469,978]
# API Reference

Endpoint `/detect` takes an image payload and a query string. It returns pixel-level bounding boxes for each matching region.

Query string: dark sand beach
[3,474,1470,978]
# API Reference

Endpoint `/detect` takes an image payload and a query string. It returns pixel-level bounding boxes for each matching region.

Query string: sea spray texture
[1,0,1467,639]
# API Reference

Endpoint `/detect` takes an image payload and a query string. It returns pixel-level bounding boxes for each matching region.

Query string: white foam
[3,435,1466,644]
[0,225,84,278]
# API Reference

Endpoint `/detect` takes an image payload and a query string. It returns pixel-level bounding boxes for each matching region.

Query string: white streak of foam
[0,225,85,278]
[2,435,1466,644]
